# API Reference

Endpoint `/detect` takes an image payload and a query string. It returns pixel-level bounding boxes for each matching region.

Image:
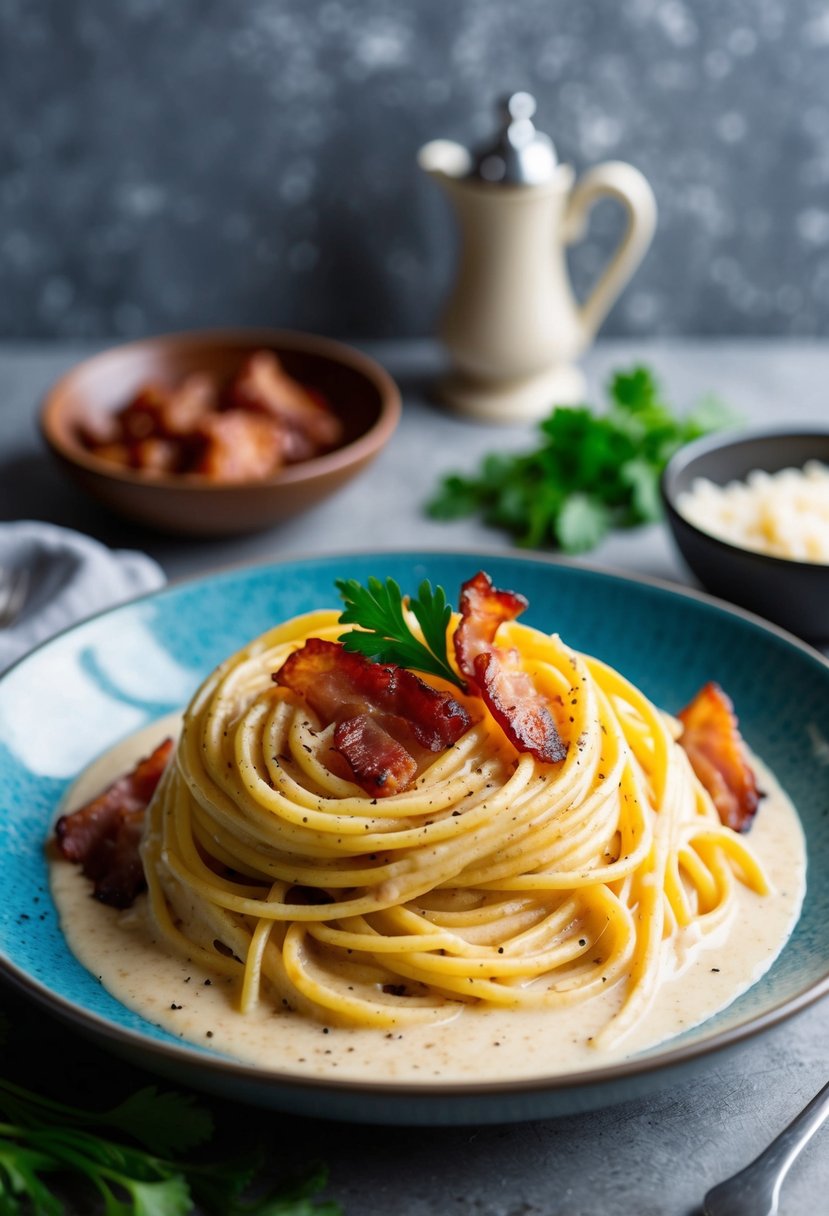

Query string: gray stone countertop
[1,338,829,1215]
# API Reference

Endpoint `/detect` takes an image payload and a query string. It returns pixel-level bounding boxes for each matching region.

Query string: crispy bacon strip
[333,714,418,798]
[677,682,762,832]
[273,638,470,795]
[227,351,343,455]
[117,374,216,441]
[453,570,529,677]
[472,651,567,764]
[190,410,286,480]
[82,809,147,910]
[55,738,173,907]
[274,638,470,750]
[454,571,567,765]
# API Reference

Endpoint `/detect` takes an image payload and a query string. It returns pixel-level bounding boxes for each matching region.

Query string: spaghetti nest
[142,608,768,1045]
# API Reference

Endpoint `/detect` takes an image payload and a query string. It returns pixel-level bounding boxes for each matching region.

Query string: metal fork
[703,1078,829,1215]
[0,566,30,629]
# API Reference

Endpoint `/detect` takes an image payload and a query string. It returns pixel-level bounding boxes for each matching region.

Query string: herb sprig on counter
[427,365,735,553]
[336,576,463,689]
[0,1077,341,1216]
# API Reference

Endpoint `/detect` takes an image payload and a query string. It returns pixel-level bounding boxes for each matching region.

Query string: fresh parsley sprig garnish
[336,576,464,690]
[427,365,736,554]
[0,1077,341,1216]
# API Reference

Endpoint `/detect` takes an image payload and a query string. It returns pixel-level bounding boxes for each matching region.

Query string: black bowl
[661,427,829,644]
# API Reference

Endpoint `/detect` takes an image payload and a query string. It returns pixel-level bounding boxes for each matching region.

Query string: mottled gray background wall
[2,0,829,341]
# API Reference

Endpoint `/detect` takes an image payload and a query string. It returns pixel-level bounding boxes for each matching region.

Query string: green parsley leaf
[619,458,662,523]
[0,1082,212,1159]
[426,474,487,520]
[233,1163,341,1216]
[0,1140,63,1216]
[336,576,464,689]
[608,365,664,414]
[111,1174,192,1216]
[103,1088,213,1158]
[0,1072,341,1216]
[426,364,737,553]
[555,494,611,553]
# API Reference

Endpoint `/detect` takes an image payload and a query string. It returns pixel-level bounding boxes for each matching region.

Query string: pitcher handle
[563,161,657,343]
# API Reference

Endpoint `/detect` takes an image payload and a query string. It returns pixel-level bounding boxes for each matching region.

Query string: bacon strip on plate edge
[677,681,762,832]
[55,737,173,908]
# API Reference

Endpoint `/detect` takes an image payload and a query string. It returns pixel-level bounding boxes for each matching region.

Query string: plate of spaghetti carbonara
[0,552,826,1124]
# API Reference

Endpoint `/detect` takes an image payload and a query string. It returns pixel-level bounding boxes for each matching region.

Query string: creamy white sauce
[49,717,806,1083]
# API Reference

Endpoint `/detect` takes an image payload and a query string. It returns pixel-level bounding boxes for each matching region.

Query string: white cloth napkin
[0,521,166,674]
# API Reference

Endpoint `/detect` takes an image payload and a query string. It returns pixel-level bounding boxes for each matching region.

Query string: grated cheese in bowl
[676,460,829,564]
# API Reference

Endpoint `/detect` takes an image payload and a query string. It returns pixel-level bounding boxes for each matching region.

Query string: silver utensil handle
[706,1079,829,1215]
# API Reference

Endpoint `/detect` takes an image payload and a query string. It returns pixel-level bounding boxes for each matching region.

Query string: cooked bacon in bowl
[78,351,344,483]
[40,330,400,535]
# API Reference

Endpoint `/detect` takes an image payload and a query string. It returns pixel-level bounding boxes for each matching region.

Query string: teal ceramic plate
[1,551,828,1125]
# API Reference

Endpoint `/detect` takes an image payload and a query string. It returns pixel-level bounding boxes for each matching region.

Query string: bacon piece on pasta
[473,651,566,765]
[273,639,470,795]
[274,638,470,751]
[55,737,173,907]
[333,714,418,798]
[677,682,761,832]
[453,570,528,678]
[454,571,567,764]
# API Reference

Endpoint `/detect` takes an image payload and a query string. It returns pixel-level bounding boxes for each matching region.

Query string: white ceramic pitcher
[419,96,657,423]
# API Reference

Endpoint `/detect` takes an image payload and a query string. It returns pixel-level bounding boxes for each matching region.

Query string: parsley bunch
[427,366,734,553]
[0,1077,340,1216]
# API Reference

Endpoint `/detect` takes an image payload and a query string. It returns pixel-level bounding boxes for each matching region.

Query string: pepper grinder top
[470,92,558,186]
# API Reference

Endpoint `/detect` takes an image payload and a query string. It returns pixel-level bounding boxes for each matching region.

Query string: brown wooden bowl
[40,329,401,535]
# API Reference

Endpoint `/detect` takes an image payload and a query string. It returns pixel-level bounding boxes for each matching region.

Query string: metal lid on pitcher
[470,92,558,185]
